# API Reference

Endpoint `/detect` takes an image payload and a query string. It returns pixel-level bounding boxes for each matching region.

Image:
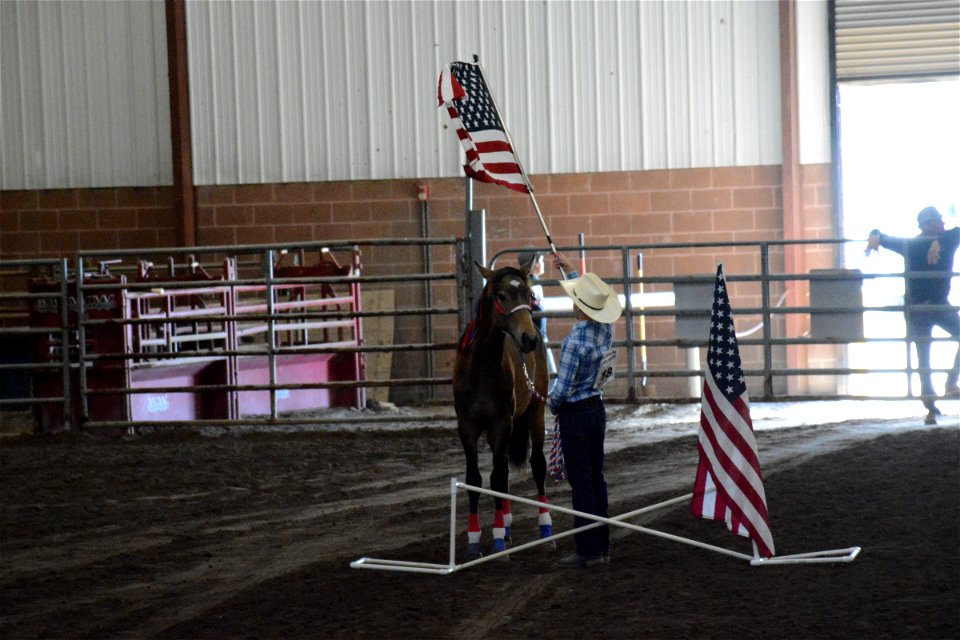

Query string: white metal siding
[186,0,785,185]
[835,0,960,81]
[3,0,811,190]
[798,0,831,165]
[0,0,170,190]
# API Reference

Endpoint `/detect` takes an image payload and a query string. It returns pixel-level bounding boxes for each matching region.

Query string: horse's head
[476,261,540,354]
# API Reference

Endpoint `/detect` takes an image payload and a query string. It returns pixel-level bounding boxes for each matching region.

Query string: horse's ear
[519,260,532,278]
[475,262,494,281]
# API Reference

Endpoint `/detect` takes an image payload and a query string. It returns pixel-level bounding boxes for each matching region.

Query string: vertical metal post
[686,348,702,398]
[264,250,278,419]
[905,333,915,399]
[165,0,196,246]
[76,256,89,424]
[225,260,239,420]
[578,233,587,273]
[760,244,774,398]
[420,201,435,399]
[448,477,458,570]
[456,239,469,335]
[59,258,71,430]
[621,248,637,402]
[636,253,648,389]
[466,208,486,322]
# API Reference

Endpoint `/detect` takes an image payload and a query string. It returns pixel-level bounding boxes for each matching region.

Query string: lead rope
[549,415,565,483]
[518,356,546,404]
[518,349,564,483]
[506,332,564,482]
[499,312,563,481]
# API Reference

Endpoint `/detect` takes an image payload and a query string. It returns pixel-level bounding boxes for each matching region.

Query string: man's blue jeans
[907,308,960,409]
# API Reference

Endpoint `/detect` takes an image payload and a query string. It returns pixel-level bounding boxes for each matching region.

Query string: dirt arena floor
[1,402,957,640]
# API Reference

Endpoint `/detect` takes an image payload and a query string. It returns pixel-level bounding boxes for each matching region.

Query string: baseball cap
[917,206,942,225]
[517,248,543,268]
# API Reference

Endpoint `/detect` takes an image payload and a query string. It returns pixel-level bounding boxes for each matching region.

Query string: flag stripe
[437,64,466,105]
[437,61,530,195]
[699,384,774,556]
[691,264,775,559]
[701,379,767,508]
[698,442,773,551]
[699,383,773,548]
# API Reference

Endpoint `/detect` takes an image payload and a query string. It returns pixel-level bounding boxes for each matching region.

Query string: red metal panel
[128,359,230,422]
[235,353,336,417]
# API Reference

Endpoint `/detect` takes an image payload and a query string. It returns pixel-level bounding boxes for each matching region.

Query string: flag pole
[472,55,567,278]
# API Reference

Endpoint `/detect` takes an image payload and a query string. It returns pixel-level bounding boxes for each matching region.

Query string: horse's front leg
[461,437,484,559]
[489,443,510,555]
[531,418,554,542]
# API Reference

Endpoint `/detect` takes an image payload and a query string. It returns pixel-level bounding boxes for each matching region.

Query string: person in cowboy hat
[548,251,623,568]
[865,205,960,425]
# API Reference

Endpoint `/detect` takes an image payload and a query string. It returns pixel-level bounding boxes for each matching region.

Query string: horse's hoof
[465,543,483,559]
[491,538,507,554]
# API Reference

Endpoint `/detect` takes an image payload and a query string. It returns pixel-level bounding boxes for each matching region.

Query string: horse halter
[494,299,531,316]
[495,295,544,404]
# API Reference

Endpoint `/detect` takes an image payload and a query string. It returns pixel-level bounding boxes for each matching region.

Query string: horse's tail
[508,420,530,470]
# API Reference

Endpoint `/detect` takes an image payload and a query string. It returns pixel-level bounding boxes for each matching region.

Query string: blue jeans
[558,395,609,558]
[907,308,960,410]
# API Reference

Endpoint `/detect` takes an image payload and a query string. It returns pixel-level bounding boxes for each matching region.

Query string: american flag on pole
[691,265,775,558]
[437,61,529,194]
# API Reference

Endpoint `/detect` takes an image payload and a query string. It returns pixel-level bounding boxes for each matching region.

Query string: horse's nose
[520,332,538,354]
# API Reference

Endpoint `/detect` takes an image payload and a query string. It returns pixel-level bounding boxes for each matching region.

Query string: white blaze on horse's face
[492,271,538,354]
[475,264,539,353]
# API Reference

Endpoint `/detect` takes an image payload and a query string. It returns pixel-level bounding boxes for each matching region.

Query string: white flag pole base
[751,547,862,566]
[349,479,862,574]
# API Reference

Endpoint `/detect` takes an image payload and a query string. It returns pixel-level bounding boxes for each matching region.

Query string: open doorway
[838,79,960,398]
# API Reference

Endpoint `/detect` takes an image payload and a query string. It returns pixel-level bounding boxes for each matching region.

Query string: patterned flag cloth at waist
[691,264,775,559]
[548,415,565,483]
[437,61,529,194]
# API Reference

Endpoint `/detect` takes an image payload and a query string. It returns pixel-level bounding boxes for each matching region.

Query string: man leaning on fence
[865,206,960,425]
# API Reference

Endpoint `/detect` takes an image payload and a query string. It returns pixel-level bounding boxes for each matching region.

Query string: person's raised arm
[552,251,576,277]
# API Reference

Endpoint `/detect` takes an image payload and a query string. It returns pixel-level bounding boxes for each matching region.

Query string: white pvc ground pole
[349,479,861,574]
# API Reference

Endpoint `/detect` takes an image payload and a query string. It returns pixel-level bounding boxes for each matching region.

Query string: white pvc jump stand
[349,478,861,574]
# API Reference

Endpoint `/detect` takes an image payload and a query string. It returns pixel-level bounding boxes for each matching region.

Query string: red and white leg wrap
[538,495,553,537]
[467,513,481,545]
[492,509,506,541]
[502,499,513,530]
[538,495,552,527]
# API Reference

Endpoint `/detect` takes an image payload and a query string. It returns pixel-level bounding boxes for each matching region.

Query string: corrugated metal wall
[834,0,960,81]
[798,0,831,165]
[187,0,783,185]
[0,0,171,190]
[3,0,826,190]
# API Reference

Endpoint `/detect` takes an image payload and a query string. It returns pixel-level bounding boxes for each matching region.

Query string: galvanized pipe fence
[492,238,959,404]
[1,236,957,432]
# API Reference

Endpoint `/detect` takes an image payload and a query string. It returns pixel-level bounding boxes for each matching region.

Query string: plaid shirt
[548,316,614,414]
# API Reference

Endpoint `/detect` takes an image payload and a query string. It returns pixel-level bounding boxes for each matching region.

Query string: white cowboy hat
[559,272,622,323]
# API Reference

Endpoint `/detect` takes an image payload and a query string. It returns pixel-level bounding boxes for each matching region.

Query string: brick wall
[1,163,839,400]
[0,187,178,257]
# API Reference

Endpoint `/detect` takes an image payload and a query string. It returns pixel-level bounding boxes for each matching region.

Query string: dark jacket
[873,227,959,304]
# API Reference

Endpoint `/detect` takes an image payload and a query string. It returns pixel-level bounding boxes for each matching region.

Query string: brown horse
[453,262,552,558]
